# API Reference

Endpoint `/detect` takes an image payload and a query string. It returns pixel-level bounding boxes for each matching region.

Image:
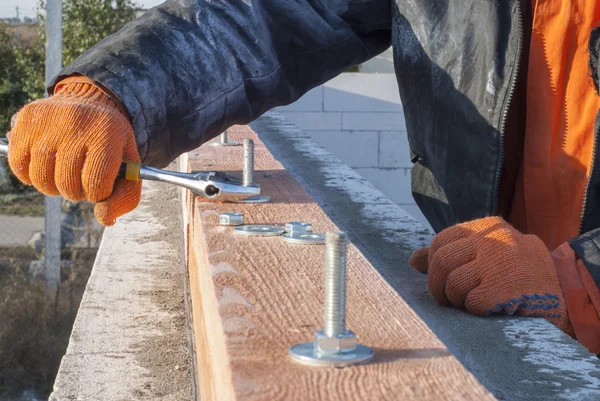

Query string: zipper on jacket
[493,2,523,213]
[579,131,598,234]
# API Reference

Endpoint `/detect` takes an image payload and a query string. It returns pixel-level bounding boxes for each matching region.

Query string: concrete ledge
[50,180,193,400]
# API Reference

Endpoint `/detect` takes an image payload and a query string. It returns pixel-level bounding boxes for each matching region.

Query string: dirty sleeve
[48,0,392,167]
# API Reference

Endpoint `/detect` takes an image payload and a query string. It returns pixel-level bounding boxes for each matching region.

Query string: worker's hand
[409,216,573,335]
[7,81,141,226]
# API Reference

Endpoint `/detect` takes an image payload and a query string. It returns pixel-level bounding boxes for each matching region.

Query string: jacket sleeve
[48,0,392,167]
[552,233,600,354]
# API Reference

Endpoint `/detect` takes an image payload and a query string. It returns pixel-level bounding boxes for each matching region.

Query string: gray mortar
[251,111,600,401]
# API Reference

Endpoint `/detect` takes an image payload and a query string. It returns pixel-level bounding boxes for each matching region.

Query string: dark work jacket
[49,0,600,288]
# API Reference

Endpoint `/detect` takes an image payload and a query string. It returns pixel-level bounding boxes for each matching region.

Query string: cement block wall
[276,73,430,229]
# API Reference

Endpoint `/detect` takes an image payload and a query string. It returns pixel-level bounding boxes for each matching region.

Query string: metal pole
[44,0,62,297]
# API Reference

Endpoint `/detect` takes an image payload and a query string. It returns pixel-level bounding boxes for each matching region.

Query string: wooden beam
[185,125,495,401]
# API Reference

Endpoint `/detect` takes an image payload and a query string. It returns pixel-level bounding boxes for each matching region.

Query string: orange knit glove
[409,216,574,336]
[7,81,141,226]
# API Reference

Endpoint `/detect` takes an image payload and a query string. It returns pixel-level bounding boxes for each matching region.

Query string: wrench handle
[1,139,142,182]
[117,161,142,181]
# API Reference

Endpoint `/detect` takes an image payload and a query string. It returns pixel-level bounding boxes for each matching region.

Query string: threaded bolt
[288,230,374,367]
[243,138,254,187]
[212,129,241,147]
[324,232,347,337]
[220,130,229,144]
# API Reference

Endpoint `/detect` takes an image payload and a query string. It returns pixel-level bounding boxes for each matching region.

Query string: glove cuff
[54,75,130,119]
[523,234,574,335]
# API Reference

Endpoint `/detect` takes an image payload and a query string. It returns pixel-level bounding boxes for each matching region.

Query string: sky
[0,0,166,19]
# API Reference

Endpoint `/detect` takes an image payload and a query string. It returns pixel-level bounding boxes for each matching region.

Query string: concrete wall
[276,73,430,229]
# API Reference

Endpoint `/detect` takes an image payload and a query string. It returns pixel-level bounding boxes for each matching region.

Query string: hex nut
[219,212,244,226]
[313,330,357,355]
[285,222,313,233]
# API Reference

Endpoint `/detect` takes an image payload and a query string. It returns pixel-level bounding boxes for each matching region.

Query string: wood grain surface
[185,126,496,401]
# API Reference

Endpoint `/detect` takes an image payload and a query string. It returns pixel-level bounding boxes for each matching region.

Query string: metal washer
[233,225,284,237]
[289,343,374,368]
[231,195,272,204]
[283,232,325,245]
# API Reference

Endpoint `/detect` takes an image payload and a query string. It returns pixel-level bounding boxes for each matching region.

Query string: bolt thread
[220,130,228,144]
[324,232,347,337]
[243,138,254,186]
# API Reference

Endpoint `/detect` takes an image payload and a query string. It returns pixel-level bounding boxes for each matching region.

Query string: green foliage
[0,0,138,134]
[40,0,137,65]
[0,22,44,134]
[0,0,137,204]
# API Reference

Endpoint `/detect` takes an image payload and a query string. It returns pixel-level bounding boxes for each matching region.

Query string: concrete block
[277,86,323,112]
[324,73,403,112]
[342,112,405,131]
[379,131,412,168]
[307,130,379,168]
[354,167,414,205]
[279,112,342,131]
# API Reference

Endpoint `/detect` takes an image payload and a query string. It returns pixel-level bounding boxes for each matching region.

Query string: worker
[6,1,600,354]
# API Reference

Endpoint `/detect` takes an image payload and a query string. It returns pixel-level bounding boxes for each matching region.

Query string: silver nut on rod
[283,222,325,245]
[219,212,244,226]
[285,222,313,233]
[289,232,374,367]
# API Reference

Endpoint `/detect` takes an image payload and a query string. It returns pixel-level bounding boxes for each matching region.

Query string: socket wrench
[0,138,260,201]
